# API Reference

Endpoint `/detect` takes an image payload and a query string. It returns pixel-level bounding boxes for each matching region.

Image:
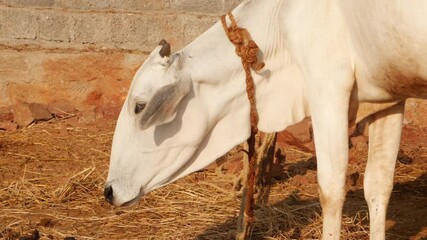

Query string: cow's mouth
[120,188,144,207]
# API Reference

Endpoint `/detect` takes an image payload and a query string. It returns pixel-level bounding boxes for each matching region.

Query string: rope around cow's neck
[221,12,264,131]
[221,12,265,228]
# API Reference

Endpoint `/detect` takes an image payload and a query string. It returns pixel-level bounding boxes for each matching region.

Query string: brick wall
[0,0,425,128]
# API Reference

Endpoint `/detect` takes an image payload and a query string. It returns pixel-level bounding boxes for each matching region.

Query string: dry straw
[0,119,425,239]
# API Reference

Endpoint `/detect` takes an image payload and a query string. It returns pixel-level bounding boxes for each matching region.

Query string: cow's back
[340,1,427,101]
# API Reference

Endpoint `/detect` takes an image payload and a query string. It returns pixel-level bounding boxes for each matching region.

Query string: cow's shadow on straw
[196,160,427,240]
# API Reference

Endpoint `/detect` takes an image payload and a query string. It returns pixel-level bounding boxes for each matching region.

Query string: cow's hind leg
[364,101,404,240]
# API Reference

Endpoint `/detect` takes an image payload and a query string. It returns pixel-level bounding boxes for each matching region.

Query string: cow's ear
[139,79,191,130]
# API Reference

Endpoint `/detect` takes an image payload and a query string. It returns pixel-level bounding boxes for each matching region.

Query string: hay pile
[0,119,425,239]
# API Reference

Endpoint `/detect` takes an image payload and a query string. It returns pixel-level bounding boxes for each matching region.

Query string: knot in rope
[221,12,264,132]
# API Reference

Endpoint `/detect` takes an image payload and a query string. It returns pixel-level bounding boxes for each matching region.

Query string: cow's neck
[183,0,287,84]
[182,0,309,132]
[170,0,309,181]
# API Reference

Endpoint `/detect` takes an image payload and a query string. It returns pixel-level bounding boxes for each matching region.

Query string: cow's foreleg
[364,101,404,240]
[308,81,353,240]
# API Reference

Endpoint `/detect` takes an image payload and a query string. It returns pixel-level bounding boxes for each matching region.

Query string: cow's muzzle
[103,184,143,207]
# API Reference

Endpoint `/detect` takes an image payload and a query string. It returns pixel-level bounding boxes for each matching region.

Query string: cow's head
[104,0,307,206]
[104,38,253,206]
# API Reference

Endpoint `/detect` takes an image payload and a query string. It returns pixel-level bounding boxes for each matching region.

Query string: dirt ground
[0,118,425,240]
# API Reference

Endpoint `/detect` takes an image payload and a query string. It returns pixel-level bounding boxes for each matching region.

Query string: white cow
[105,1,427,239]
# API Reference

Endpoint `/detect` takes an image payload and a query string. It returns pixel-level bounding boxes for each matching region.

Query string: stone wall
[0,0,241,51]
[0,0,425,129]
[0,0,241,127]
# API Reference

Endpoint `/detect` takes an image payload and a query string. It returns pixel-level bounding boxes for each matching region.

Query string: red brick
[350,135,368,151]
[277,118,315,153]
[0,108,13,122]
[346,169,363,192]
[292,173,316,187]
[285,118,312,143]
[48,101,77,117]
[225,155,244,175]
[0,122,18,131]
[277,131,315,153]
[97,106,121,120]
[85,91,103,106]
[12,103,53,127]
[78,108,103,124]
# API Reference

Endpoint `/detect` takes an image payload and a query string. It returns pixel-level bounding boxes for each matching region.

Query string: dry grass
[0,119,425,239]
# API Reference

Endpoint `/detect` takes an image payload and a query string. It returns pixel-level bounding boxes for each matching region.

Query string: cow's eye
[135,102,147,114]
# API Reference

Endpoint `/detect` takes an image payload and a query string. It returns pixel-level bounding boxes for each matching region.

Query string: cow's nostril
[104,185,114,204]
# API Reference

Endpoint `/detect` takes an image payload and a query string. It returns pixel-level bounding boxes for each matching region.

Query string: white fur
[106,1,426,239]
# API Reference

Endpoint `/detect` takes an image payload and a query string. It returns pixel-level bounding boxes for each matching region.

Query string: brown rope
[221,12,264,132]
[221,12,264,224]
